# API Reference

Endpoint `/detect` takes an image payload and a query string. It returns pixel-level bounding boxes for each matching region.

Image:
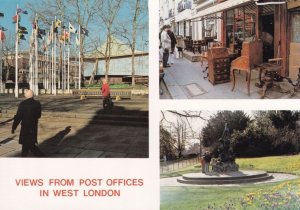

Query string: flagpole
[67,23,70,93]
[29,30,33,91]
[15,4,19,98]
[51,21,54,94]
[78,25,81,90]
[63,28,66,92]
[35,14,38,96]
[46,32,49,91]
[43,48,46,91]
[54,16,57,95]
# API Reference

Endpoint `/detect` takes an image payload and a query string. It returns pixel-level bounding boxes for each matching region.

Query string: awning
[192,0,253,20]
[175,9,192,22]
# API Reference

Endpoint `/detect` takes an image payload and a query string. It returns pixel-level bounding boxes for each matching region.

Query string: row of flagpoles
[0,5,89,98]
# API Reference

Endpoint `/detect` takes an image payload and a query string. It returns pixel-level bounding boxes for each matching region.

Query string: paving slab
[161,57,300,99]
[76,150,104,158]
[0,95,149,158]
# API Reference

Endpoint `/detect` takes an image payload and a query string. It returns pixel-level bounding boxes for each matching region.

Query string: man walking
[12,90,45,157]
[160,25,171,68]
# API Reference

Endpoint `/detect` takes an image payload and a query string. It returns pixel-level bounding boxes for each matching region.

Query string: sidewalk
[0,95,148,158]
[162,57,300,99]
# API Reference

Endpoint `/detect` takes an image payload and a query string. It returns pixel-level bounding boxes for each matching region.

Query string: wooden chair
[231,40,263,95]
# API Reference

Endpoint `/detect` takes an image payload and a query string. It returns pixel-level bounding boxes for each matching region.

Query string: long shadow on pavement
[38,106,148,158]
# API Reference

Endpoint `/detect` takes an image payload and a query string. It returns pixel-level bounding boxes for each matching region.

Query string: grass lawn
[237,155,300,175]
[161,155,300,210]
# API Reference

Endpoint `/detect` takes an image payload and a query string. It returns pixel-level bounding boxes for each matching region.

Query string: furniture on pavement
[231,40,263,95]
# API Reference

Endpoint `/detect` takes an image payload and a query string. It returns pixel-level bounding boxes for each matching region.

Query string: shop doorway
[261,14,274,62]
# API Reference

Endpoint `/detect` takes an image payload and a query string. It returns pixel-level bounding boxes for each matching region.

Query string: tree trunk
[104,34,111,81]
[131,0,140,86]
[89,59,99,85]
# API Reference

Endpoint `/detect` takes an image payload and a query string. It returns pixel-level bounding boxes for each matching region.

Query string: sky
[161,110,255,145]
[0,0,149,52]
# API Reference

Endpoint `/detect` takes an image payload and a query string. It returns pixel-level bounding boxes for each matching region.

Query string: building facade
[160,0,300,79]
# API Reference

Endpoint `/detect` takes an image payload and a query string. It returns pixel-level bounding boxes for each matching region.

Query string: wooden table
[255,62,282,98]
[200,52,209,79]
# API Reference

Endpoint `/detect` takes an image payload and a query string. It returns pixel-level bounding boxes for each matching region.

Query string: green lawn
[161,155,300,210]
[237,155,300,175]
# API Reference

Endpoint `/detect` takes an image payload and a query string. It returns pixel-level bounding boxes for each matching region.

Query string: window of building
[226,4,256,51]
[291,11,300,43]
[204,14,218,38]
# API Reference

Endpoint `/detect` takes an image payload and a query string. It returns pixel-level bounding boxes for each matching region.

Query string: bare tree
[174,119,187,158]
[1,31,16,82]
[116,0,148,86]
[95,0,123,81]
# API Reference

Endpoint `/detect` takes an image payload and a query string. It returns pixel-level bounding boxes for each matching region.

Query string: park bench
[72,88,132,99]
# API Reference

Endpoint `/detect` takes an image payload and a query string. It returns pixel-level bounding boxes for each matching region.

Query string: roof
[85,37,147,59]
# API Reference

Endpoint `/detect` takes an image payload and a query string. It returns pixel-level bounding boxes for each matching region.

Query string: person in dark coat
[203,151,212,174]
[12,90,45,157]
[167,27,177,64]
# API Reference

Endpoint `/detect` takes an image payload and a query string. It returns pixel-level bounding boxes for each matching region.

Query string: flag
[32,22,37,29]
[19,29,28,34]
[55,19,62,28]
[19,25,27,31]
[69,23,77,34]
[17,8,28,15]
[46,31,52,46]
[80,26,88,36]
[0,12,4,17]
[0,26,7,31]
[0,30,5,42]
[18,33,26,40]
[12,14,20,23]
[75,34,80,46]
[60,31,69,43]
[19,25,28,35]
[38,29,46,36]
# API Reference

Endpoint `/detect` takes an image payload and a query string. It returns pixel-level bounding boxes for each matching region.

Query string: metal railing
[160,157,200,174]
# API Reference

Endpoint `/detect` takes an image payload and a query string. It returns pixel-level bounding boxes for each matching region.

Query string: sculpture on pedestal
[212,123,239,173]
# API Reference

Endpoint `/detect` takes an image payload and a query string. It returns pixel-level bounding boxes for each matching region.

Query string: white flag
[75,34,80,46]
[69,23,77,34]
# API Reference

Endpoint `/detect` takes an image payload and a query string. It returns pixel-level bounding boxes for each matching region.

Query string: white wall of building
[160,0,221,40]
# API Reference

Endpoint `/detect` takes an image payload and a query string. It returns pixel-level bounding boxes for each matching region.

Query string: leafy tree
[201,111,251,149]
[267,111,299,130]
[160,126,176,160]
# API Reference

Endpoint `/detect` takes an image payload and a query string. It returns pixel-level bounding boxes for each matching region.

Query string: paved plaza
[0,95,148,158]
[161,57,300,99]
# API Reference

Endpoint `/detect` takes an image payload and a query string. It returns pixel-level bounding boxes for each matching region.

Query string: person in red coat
[101,79,111,109]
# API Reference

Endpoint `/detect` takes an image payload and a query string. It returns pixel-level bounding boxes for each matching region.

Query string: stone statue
[212,123,239,173]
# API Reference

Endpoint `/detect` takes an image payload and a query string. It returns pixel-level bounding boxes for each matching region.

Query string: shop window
[204,14,218,38]
[291,11,300,43]
[226,4,256,52]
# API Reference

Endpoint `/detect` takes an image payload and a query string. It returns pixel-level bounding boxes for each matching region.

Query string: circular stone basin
[177,170,273,185]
